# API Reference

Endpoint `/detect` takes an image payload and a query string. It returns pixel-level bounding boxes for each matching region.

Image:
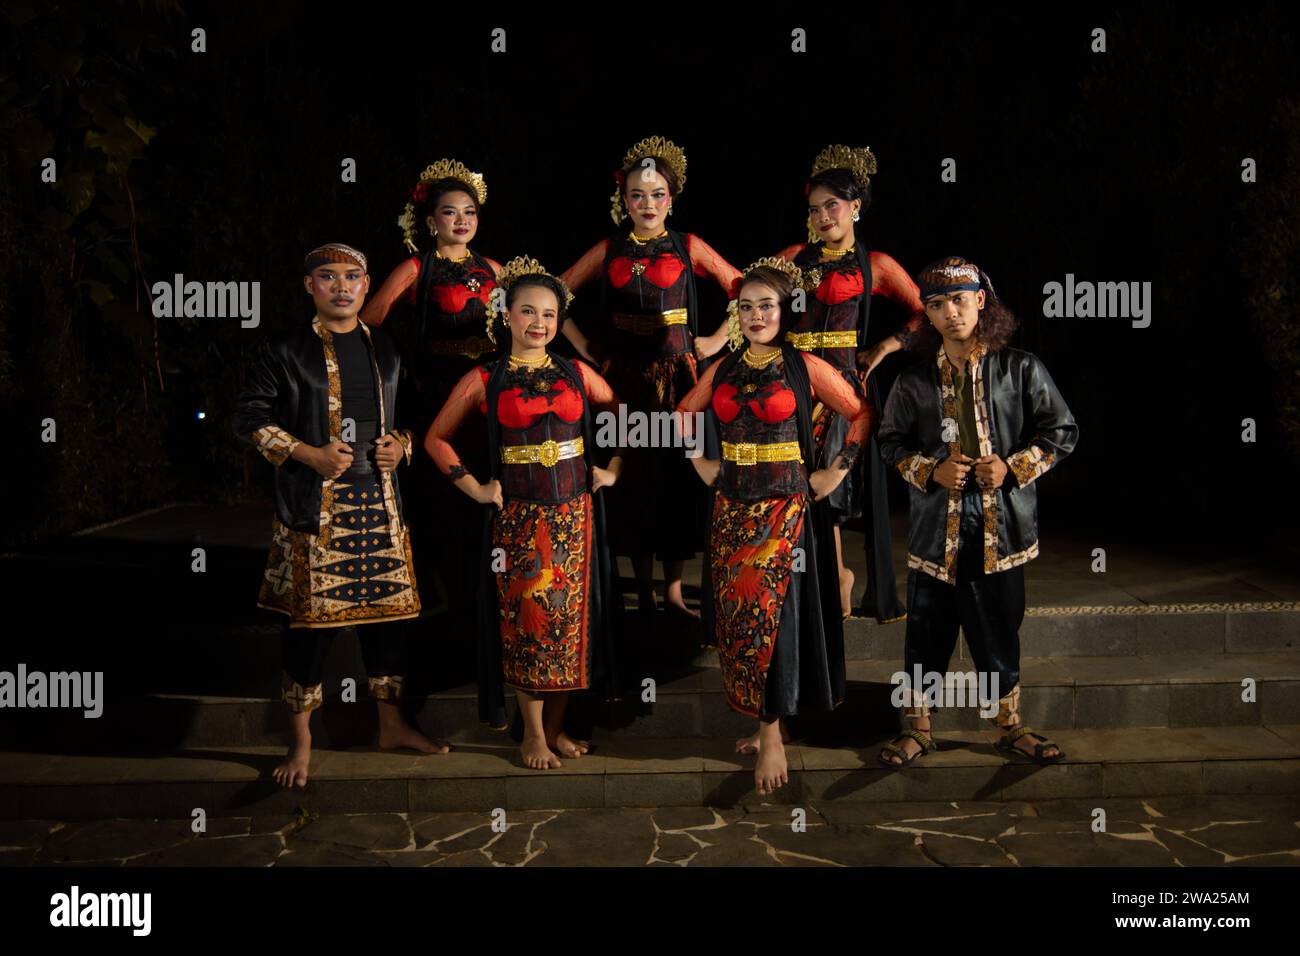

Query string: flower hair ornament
[805,144,878,243]
[484,256,574,346]
[609,135,688,225]
[397,158,488,254]
[725,256,808,351]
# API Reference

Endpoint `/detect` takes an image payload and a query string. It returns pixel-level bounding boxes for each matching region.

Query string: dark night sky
[29,2,1300,551]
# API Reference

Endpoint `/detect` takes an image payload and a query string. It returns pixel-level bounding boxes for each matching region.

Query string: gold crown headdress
[609,135,688,225]
[725,256,808,351]
[806,145,877,242]
[484,256,575,345]
[397,158,488,254]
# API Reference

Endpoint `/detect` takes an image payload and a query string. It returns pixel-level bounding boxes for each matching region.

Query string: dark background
[5,1,1299,555]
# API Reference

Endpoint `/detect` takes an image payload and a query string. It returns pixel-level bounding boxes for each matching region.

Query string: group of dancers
[234,139,1079,794]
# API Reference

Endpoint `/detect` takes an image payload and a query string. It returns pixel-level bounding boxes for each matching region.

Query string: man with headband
[235,242,450,789]
[876,256,1078,768]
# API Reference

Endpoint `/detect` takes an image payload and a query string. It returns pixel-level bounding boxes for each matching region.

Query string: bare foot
[839,567,855,619]
[378,722,451,754]
[736,720,792,754]
[550,731,590,758]
[521,735,562,769]
[273,741,311,789]
[665,594,701,619]
[754,737,788,796]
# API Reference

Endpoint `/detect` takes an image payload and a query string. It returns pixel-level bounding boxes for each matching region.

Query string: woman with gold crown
[676,258,872,796]
[425,257,625,770]
[558,136,741,620]
[774,145,924,623]
[361,160,503,652]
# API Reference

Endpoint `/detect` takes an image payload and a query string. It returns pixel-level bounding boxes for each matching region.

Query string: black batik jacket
[233,316,416,533]
[877,343,1078,584]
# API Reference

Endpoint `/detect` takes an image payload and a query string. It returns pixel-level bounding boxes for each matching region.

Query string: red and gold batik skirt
[492,492,593,692]
[709,492,808,716]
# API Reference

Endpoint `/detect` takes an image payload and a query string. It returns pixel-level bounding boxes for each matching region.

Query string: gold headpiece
[725,256,808,351]
[806,145,877,242]
[484,256,574,345]
[397,158,488,254]
[610,135,688,225]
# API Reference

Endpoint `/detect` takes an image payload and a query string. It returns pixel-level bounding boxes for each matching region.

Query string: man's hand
[973,454,1009,490]
[931,454,974,491]
[295,441,352,479]
[374,434,403,473]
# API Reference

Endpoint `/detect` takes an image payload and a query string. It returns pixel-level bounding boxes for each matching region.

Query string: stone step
[5,653,1298,752]
[2,726,1298,820]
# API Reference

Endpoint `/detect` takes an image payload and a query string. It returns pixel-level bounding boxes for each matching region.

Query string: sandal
[877,727,936,768]
[995,725,1066,765]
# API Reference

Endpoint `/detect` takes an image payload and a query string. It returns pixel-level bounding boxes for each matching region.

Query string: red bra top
[431,273,496,316]
[712,380,797,424]
[475,367,585,427]
[607,254,686,290]
[815,268,865,306]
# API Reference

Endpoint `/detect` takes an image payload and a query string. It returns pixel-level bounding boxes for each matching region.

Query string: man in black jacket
[876,257,1078,767]
[234,242,449,789]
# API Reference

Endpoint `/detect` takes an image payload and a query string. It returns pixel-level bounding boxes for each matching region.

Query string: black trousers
[280,618,408,712]
[904,486,1024,710]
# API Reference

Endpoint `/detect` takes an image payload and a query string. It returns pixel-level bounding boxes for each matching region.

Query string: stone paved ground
[5,795,1298,866]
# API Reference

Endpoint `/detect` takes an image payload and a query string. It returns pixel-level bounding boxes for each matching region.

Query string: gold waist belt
[613,308,689,335]
[721,440,804,466]
[430,336,495,359]
[786,330,858,350]
[500,436,585,467]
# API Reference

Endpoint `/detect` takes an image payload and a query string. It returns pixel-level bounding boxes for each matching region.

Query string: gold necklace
[629,229,668,245]
[436,248,472,263]
[508,351,551,368]
[820,244,855,259]
[741,347,782,369]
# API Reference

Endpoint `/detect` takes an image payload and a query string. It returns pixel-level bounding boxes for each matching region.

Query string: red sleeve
[869,251,924,334]
[424,366,488,476]
[559,240,609,293]
[674,359,722,442]
[360,257,420,326]
[576,360,621,414]
[775,243,807,262]
[687,234,743,296]
[804,353,873,448]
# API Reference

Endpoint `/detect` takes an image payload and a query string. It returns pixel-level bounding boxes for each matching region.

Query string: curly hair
[909,270,1018,353]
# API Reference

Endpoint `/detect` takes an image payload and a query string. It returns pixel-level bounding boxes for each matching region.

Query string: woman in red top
[559,136,741,619]
[775,146,923,622]
[677,260,872,797]
[426,258,624,771]
[361,159,504,646]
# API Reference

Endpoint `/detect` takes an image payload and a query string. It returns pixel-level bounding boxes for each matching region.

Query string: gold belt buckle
[734,442,757,466]
[538,439,561,467]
